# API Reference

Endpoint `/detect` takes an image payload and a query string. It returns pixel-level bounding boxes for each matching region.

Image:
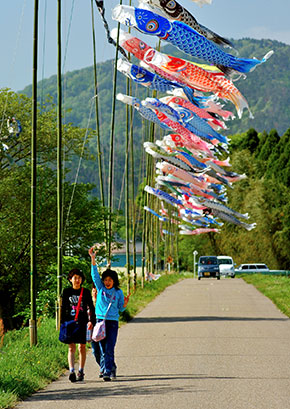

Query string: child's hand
[88,246,96,258]
[87,321,93,330]
[123,293,131,308]
[89,243,103,256]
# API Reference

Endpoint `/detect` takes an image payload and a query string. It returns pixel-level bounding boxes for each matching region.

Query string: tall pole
[125,77,130,294]
[107,18,122,261]
[129,99,137,291]
[30,0,39,347]
[90,0,107,242]
[56,0,63,329]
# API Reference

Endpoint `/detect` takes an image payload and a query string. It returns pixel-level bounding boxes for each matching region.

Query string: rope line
[62,0,76,72]
[63,96,95,237]
[94,0,128,60]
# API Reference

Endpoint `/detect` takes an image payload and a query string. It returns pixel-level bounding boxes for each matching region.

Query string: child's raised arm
[89,245,103,290]
[88,245,97,265]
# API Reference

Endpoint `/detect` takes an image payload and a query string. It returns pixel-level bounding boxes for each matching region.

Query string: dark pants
[99,319,119,376]
[91,340,101,366]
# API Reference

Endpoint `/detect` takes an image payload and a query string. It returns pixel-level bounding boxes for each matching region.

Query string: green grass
[0,318,68,409]
[241,274,290,317]
[0,272,190,409]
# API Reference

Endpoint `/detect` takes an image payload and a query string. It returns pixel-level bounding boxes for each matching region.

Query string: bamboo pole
[125,76,130,294]
[129,95,137,291]
[175,221,180,273]
[141,115,149,287]
[107,16,122,261]
[56,0,63,330]
[90,0,107,242]
[141,206,147,287]
[30,0,39,347]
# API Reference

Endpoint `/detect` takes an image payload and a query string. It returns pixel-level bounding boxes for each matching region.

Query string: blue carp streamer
[112,5,273,76]
[116,93,170,130]
[144,185,183,207]
[144,206,167,221]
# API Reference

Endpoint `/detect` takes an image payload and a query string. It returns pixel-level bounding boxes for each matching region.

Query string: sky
[0,0,289,92]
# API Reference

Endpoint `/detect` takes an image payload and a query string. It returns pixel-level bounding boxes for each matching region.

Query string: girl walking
[89,245,130,381]
[60,268,96,382]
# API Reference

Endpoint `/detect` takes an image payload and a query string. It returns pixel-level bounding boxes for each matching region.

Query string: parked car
[197,256,220,280]
[236,264,269,273]
[217,256,235,278]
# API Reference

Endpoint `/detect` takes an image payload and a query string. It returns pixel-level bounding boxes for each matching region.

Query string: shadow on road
[20,373,238,402]
[131,316,288,323]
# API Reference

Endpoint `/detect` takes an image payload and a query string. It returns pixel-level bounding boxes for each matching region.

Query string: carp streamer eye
[146,19,159,32]
[139,41,146,50]
[166,0,176,10]
[136,72,145,79]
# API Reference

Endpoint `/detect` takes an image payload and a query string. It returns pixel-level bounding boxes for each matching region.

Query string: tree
[241,128,260,153]
[0,90,110,329]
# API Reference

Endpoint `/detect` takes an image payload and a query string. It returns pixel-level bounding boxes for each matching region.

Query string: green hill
[20,38,290,205]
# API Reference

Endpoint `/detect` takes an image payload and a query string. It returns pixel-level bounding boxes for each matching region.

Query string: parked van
[236,264,269,273]
[197,256,220,280]
[217,256,235,278]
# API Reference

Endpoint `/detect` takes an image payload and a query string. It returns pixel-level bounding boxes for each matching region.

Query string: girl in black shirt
[60,268,96,382]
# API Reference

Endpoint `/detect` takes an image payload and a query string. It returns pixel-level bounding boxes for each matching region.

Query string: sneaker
[99,372,104,378]
[111,367,117,380]
[69,372,76,383]
[76,371,84,381]
[103,374,111,382]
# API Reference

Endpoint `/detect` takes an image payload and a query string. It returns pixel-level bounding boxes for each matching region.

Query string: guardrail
[235,270,290,276]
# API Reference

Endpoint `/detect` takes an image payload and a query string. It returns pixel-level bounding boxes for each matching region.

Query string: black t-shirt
[60,287,96,326]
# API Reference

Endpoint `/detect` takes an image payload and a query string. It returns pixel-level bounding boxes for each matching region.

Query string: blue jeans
[99,319,119,376]
[91,340,101,366]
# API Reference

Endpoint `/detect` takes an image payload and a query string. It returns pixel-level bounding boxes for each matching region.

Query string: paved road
[16,278,290,409]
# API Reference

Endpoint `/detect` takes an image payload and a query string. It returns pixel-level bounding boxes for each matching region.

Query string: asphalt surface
[15,278,290,409]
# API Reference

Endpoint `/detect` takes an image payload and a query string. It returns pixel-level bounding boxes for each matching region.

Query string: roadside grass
[0,318,68,409]
[240,274,290,317]
[0,272,190,409]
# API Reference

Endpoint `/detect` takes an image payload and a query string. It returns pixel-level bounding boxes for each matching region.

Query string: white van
[236,264,269,273]
[217,256,235,278]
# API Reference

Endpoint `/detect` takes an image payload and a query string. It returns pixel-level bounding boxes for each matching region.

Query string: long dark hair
[101,269,120,289]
